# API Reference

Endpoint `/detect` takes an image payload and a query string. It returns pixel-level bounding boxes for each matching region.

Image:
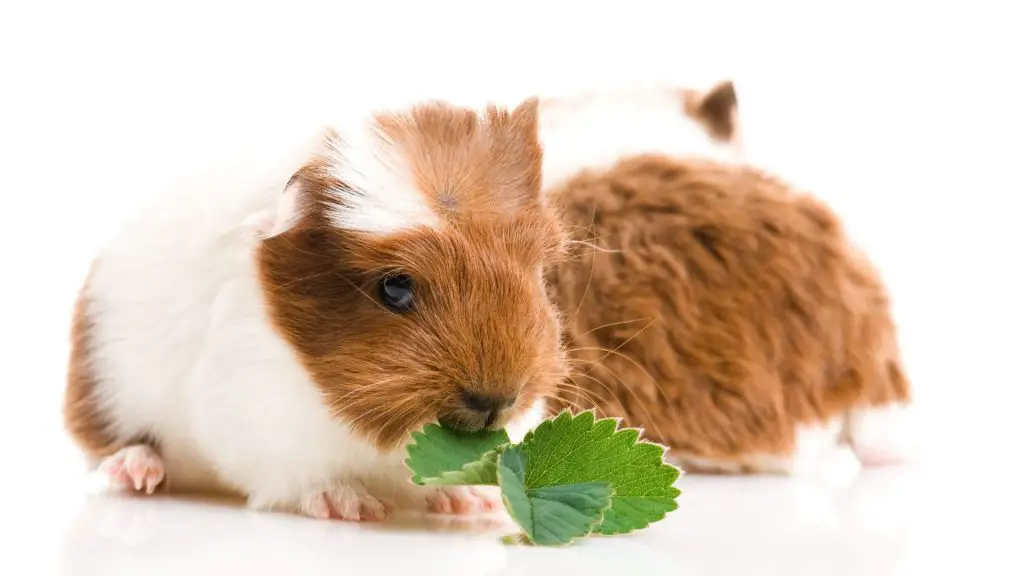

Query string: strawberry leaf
[497,445,614,546]
[515,410,681,535]
[405,423,510,486]
[403,410,682,546]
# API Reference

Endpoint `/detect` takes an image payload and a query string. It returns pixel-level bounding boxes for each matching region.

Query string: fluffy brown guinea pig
[64,97,568,520]
[538,80,914,474]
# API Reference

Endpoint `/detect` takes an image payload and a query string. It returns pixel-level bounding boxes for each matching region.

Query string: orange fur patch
[63,269,121,459]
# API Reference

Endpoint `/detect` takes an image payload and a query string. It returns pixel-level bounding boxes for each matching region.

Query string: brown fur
[257,99,569,451]
[63,271,121,459]
[684,80,739,142]
[546,155,909,465]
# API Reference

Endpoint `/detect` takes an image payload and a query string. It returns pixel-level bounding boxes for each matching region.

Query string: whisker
[328,376,407,406]
[349,399,420,435]
[340,275,390,313]
[565,318,656,364]
[575,317,655,339]
[567,343,667,400]
[340,385,424,428]
[552,382,603,411]
[550,394,589,413]
[376,398,427,438]
[344,401,399,429]
[263,268,338,292]
[567,368,665,440]
[564,371,631,422]
[553,378,603,403]
[565,239,621,254]
[566,207,600,328]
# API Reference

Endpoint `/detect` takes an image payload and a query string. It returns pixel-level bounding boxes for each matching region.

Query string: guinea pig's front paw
[98,444,166,494]
[299,480,393,522]
[426,486,503,515]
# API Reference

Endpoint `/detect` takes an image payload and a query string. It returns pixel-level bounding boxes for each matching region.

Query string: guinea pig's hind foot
[97,444,166,494]
[844,402,916,467]
[426,486,502,515]
[298,481,393,522]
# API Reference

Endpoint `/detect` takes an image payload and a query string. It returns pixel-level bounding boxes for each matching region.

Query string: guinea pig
[540,79,915,474]
[63,98,568,520]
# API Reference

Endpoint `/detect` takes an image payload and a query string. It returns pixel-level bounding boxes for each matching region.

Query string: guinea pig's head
[256,98,568,450]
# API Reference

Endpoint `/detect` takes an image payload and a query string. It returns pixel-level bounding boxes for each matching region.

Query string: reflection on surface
[58,458,925,576]
[60,493,515,576]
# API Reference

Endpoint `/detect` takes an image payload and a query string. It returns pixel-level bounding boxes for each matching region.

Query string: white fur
[673,403,915,476]
[323,116,441,235]
[505,398,548,444]
[82,105,545,513]
[845,402,916,465]
[672,418,845,475]
[537,85,745,192]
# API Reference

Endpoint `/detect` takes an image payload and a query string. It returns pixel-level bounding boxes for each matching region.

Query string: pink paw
[300,482,392,522]
[427,486,503,515]
[98,445,165,494]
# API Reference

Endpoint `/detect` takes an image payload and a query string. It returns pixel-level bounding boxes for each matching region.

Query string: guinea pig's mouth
[437,388,524,433]
[438,409,513,434]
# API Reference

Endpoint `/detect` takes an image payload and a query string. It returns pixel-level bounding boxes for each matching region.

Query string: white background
[1,1,1022,574]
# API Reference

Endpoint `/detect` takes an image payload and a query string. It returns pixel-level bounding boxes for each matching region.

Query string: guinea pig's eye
[378,274,415,313]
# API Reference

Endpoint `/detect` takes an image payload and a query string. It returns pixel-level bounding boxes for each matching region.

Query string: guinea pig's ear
[687,80,740,142]
[509,96,541,142]
[487,96,544,203]
[255,155,329,239]
[243,181,307,239]
[263,172,312,237]
[257,129,341,238]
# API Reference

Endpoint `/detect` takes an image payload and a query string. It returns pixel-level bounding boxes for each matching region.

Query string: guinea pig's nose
[459,388,517,428]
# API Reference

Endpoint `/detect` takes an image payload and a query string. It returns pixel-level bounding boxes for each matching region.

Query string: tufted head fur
[255,98,569,451]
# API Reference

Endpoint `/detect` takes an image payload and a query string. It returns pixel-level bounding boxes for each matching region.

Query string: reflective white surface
[2,441,1014,576]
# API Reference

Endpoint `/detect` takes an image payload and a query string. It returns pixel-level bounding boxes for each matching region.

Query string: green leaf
[497,446,614,546]
[405,423,510,486]
[515,410,681,536]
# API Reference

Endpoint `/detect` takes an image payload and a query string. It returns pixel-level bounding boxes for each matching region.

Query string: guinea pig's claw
[300,492,332,519]
[98,444,166,495]
[427,486,502,515]
[301,482,391,522]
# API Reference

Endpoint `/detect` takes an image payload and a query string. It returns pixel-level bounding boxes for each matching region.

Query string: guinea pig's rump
[545,155,912,474]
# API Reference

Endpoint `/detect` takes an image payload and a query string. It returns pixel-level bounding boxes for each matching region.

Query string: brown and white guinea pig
[540,80,915,474]
[63,98,569,520]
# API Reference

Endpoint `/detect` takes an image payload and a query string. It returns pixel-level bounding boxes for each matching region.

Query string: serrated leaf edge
[598,421,683,536]
[522,408,683,472]
[518,409,684,537]
[591,483,683,537]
